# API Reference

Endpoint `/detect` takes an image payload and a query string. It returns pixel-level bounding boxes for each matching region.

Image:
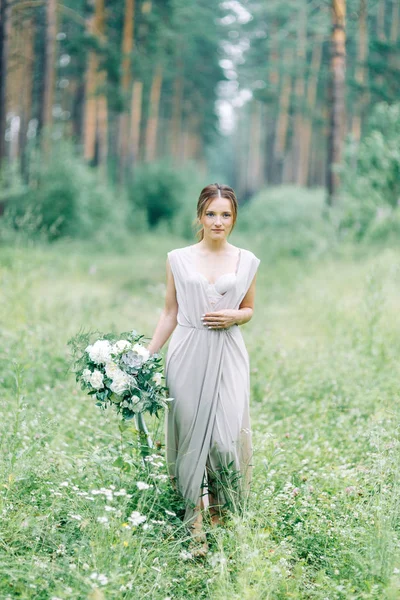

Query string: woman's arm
[235,272,258,326]
[147,257,178,355]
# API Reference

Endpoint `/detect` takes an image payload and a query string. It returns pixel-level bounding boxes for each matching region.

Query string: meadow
[1,230,400,599]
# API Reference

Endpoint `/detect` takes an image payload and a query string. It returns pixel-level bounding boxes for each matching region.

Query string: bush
[338,102,400,242]
[1,142,133,243]
[128,161,184,228]
[237,186,337,258]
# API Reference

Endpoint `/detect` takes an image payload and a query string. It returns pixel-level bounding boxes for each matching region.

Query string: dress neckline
[189,245,242,286]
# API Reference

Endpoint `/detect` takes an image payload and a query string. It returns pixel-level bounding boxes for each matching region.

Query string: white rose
[112,340,131,354]
[86,340,112,364]
[82,368,92,384]
[105,360,120,379]
[131,343,150,363]
[152,372,162,386]
[90,370,104,390]
[109,371,133,395]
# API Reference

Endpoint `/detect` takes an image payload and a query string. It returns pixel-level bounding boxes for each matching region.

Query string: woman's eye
[206,213,231,217]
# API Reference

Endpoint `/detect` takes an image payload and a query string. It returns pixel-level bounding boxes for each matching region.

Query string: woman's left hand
[201,309,238,329]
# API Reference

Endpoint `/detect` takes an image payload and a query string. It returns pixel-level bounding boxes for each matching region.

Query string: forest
[1,0,400,598]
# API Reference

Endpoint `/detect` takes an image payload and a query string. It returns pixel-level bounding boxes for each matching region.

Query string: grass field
[1,233,400,599]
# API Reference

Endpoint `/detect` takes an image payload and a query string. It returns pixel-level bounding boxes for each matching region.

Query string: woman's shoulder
[167,245,191,260]
[239,247,260,263]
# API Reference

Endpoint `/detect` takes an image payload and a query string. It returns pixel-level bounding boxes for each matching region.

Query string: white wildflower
[136,481,151,491]
[179,550,193,560]
[97,516,109,525]
[85,340,112,364]
[128,511,147,526]
[90,572,108,585]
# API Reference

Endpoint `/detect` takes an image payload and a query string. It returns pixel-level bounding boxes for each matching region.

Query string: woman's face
[200,197,234,240]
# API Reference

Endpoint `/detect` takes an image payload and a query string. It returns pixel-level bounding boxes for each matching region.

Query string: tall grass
[1,233,400,598]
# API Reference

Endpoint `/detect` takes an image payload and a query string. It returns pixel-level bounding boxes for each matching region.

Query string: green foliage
[339,103,400,241]
[343,103,400,208]
[237,186,337,258]
[128,160,185,228]
[2,238,400,597]
[1,143,133,244]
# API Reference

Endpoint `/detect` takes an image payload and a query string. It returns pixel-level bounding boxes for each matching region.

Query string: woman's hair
[194,183,238,241]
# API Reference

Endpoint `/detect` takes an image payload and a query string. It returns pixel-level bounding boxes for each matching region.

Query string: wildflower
[128,511,146,526]
[136,481,151,491]
[90,572,108,585]
[97,516,109,525]
[179,550,193,560]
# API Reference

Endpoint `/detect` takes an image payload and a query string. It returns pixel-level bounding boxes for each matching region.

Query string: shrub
[2,142,132,243]
[339,102,400,241]
[237,186,337,258]
[128,161,184,228]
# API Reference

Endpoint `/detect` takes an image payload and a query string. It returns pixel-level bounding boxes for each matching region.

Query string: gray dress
[164,245,261,529]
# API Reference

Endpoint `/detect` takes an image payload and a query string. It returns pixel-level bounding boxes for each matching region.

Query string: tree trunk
[170,66,183,162]
[0,0,11,169]
[303,38,323,186]
[40,0,57,154]
[118,0,135,182]
[351,0,368,145]
[83,0,97,162]
[19,17,34,181]
[248,99,264,194]
[326,0,346,206]
[144,64,163,162]
[130,79,142,165]
[293,1,307,186]
[390,0,399,43]
[95,0,108,172]
[377,0,386,41]
[274,48,292,185]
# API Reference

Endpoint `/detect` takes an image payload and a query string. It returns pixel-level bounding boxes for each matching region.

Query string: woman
[147,183,260,556]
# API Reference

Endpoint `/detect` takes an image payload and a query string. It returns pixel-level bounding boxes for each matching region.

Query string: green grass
[1,232,400,599]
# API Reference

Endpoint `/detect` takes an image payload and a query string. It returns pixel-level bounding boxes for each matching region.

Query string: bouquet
[68,329,172,422]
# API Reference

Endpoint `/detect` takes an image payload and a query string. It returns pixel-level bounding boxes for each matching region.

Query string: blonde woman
[147,183,261,556]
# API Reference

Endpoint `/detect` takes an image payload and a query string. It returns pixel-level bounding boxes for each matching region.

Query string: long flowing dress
[164,244,261,529]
